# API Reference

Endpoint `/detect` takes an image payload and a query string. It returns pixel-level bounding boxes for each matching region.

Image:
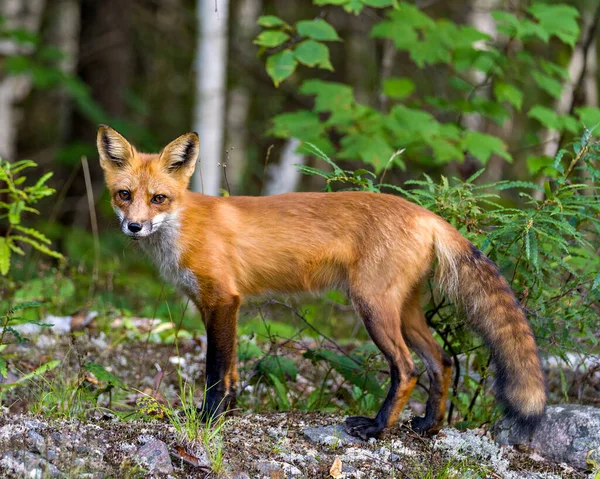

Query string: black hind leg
[401,291,452,434]
[344,295,417,440]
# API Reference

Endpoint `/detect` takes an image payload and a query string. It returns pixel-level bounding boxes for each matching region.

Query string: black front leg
[198,294,240,422]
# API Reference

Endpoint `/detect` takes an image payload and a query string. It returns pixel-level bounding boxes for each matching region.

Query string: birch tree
[47,0,80,142]
[0,0,46,161]
[225,0,262,194]
[264,138,305,196]
[534,4,600,199]
[192,0,230,195]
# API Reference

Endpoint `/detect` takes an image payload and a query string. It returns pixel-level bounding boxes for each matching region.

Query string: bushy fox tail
[431,220,546,432]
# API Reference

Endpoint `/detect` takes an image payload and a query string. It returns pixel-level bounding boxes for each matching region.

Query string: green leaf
[11,360,60,386]
[304,349,383,396]
[449,76,473,92]
[293,40,333,70]
[492,11,521,38]
[343,0,365,14]
[0,237,9,275]
[0,357,7,379]
[8,201,23,225]
[1,302,42,317]
[383,77,415,99]
[85,361,126,389]
[339,133,395,172]
[575,106,600,128]
[528,106,578,133]
[257,15,287,28]
[300,80,355,124]
[494,82,523,110]
[270,110,325,141]
[257,355,298,383]
[526,155,554,175]
[14,225,51,244]
[363,0,395,6]
[267,373,290,410]
[238,341,263,362]
[253,31,290,48]
[532,71,563,99]
[11,235,63,260]
[462,131,511,164]
[296,19,341,41]
[593,271,600,290]
[6,326,27,344]
[265,50,297,87]
[529,3,580,47]
[528,105,560,129]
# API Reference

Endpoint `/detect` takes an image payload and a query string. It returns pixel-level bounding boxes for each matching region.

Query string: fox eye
[118,190,131,201]
[151,194,167,205]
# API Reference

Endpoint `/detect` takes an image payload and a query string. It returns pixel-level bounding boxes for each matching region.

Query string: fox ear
[97,125,135,169]
[159,132,199,179]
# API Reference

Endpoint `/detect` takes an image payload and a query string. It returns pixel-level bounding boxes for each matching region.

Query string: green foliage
[296,129,600,425]
[257,355,298,384]
[0,302,62,406]
[257,0,600,177]
[0,159,63,275]
[85,361,126,390]
[0,302,47,378]
[304,347,383,397]
[254,12,347,86]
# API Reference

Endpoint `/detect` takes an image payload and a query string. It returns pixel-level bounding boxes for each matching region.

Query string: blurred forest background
[2,0,599,213]
[1,0,600,430]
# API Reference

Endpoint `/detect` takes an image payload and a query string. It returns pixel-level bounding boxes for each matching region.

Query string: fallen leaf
[330,455,343,478]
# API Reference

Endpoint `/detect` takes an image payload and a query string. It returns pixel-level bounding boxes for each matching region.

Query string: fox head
[97,125,199,239]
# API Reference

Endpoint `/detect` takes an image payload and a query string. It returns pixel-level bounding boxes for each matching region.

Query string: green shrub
[297,129,600,424]
[0,158,63,276]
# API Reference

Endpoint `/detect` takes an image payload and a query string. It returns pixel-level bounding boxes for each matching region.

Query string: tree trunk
[48,0,80,143]
[192,0,230,195]
[264,138,305,195]
[458,0,501,181]
[0,0,46,161]
[534,6,600,199]
[67,0,134,227]
[225,0,262,194]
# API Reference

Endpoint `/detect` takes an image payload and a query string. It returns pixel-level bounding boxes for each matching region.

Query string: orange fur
[98,126,546,438]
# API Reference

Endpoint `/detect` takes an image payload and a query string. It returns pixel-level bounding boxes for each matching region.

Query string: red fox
[97,125,546,439]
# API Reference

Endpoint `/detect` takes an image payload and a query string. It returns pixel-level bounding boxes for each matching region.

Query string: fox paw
[344,416,383,440]
[408,416,439,436]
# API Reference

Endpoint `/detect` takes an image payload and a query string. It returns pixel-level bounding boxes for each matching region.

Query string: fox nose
[128,222,142,233]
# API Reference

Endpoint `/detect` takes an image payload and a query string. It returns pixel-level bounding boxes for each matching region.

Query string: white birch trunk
[48,0,80,140]
[583,35,598,109]
[534,14,598,199]
[264,138,305,196]
[192,0,230,195]
[0,0,46,161]
[225,0,261,193]
[540,50,585,160]
[463,0,499,133]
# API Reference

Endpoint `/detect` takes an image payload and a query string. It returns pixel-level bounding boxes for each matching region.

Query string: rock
[227,473,251,479]
[135,437,174,475]
[303,425,363,447]
[494,404,600,469]
[26,430,56,460]
[0,450,61,478]
[256,460,301,478]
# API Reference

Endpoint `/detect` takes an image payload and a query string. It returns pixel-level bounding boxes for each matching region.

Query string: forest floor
[0,409,588,478]
[0,317,594,478]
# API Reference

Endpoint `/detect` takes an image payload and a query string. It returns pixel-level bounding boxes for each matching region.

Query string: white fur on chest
[139,212,199,298]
